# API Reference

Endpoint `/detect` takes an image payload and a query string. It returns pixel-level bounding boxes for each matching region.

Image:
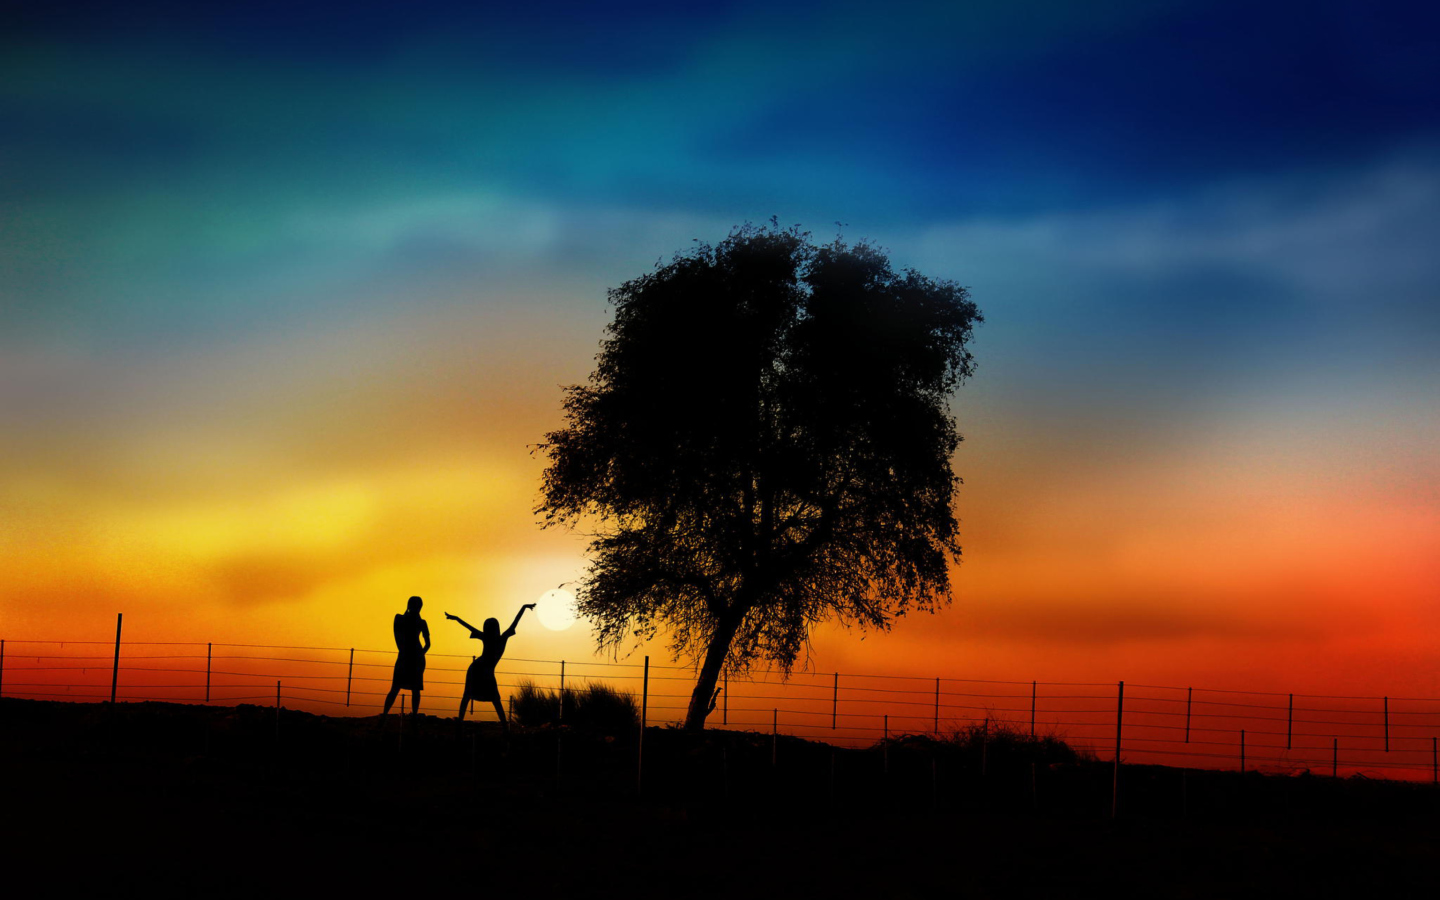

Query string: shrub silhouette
[511,678,638,732]
[881,718,1082,770]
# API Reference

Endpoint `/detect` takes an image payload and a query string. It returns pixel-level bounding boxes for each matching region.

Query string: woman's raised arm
[504,603,536,638]
[445,612,480,638]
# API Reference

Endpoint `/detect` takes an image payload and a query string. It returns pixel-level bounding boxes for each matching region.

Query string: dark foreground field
[2,698,1436,898]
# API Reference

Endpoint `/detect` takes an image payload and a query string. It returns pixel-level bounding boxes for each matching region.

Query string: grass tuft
[511,678,638,733]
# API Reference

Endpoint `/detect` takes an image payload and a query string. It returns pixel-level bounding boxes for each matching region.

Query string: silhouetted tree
[538,222,982,730]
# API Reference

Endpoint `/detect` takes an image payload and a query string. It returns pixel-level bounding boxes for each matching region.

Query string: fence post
[1030,680,1036,736]
[1332,737,1337,778]
[832,672,838,730]
[933,676,940,734]
[1,638,5,697]
[1383,696,1389,752]
[205,642,211,703]
[345,648,353,707]
[1240,729,1245,774]
[1287,694,1292,750]
[771,708,778,768]
[559,660,566,723]
[1111,680,1123,819]
[637,656,648,793]
[110,613,123,704]
[1185,686,1192,743]
[723,671,728,725]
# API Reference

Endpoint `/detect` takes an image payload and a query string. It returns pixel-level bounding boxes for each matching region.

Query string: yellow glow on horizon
[535,588,578,631]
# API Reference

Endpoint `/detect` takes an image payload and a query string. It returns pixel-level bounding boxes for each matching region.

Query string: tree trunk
[684,612,743,731]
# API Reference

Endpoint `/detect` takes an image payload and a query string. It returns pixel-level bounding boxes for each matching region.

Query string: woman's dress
[391,612,426,691]
[465,632,509,702]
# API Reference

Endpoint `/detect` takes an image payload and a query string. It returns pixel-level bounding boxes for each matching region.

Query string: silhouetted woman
[447,603,534,731]
[383,596,430,717]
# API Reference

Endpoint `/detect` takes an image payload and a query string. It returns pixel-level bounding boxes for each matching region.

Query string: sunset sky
[4,0,1438,701]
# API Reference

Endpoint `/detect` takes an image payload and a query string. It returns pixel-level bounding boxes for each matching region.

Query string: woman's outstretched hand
[523,603,536,611]
[445,612,457,621]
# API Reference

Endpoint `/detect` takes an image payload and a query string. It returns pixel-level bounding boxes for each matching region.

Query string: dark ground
[2,698,1436,897]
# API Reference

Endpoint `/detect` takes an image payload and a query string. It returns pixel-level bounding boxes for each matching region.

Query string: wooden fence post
[110,613,123,704]
[771,708,778,768]
[1111,680,1123,819]
[559,660,566,723]
[1332,737,1337,778]
[637,656,648,793]
[771,708,783,766]
[832,672,838,730]
[1,638,6,697]
[345,648,353,707]
[933,677,940,734]
[723,671,728,725]
[205,642,211,703]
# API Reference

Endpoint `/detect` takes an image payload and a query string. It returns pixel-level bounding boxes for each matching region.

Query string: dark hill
[2,698,1436,897]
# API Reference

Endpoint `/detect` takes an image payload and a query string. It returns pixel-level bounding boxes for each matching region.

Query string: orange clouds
[4,296,1438,710]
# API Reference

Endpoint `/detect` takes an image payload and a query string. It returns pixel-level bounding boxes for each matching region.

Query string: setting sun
[535,588,578,631]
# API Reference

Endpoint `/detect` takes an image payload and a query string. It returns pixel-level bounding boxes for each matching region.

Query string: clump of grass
[510,679,638,733]
[569,682,640,731]
[880,718,1080,767]
[944,718,1079,765]
[511,679,561,725]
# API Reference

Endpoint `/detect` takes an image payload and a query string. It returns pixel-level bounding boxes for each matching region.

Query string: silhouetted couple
[382,594,534,733]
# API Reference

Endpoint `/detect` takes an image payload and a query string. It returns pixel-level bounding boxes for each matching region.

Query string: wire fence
[3,626,1439,784]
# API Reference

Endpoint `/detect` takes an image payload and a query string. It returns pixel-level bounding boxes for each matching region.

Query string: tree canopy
[538,222,982,729]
